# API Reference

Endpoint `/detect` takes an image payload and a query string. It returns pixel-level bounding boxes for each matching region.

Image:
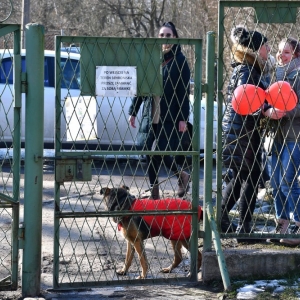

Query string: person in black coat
[128,22,191,199]
[221,26,271,239]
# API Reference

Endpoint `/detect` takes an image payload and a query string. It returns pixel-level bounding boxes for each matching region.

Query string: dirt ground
[0,159,290,299]
[0,193,227,300]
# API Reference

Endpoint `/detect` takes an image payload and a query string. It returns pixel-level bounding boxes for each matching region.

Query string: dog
[100,186,203,279]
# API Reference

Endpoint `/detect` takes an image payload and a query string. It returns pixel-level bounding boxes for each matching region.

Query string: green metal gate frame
[0,24,22,291]
[0,23,44,296]
[52,34,230,290]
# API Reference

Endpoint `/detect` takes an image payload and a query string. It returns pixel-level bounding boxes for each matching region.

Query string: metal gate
[216,1,300,242]
[52,35,219,289]
[0,24,22,290]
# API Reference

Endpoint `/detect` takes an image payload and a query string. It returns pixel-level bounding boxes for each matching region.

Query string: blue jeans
[271,141,300,222]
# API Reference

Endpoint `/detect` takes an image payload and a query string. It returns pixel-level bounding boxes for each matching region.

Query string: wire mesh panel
[0,24,21,290]
[53,36,205,289]
[217,1,300,243]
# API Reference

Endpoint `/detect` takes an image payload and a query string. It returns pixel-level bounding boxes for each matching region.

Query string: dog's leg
[181,240,202,272]
[161,240,183,273]
[117,224,148,279]
[116,239,135,276]
[132,237,148,279]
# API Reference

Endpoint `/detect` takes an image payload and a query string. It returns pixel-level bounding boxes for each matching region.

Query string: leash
[144,121,271,193]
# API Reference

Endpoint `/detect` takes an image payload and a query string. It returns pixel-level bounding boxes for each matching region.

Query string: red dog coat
[118,198,202,240]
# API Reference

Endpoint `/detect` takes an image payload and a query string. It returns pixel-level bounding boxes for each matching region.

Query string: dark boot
[280,221,300,246]
[150,185,160,200]
[236,221,260,244]
[220,205,237,233]
[177,171,190,197]
[267,218,289,243]
[236,221,251,234]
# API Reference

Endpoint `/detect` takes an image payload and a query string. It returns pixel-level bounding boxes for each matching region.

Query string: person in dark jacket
[128,22,191,199]
[221,26,271,239]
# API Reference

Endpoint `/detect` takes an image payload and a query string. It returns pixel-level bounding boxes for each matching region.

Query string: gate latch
[55,158,92,183]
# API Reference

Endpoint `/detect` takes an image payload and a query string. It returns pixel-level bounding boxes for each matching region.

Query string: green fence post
[204,31,231,291]
[22,23,44,297]
[11,26,22,290]
[189,39,202,282]
[203,32,214,252]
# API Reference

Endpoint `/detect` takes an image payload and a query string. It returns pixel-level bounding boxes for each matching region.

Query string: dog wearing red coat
[100,186,203,279]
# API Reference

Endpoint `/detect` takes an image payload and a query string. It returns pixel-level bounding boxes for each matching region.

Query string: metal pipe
[11,25,22,290]
[204,31,231,291]
[188,38,202,282]
[22,23,44,297]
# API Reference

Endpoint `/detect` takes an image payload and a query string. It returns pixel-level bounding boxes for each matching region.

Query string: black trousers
[222,168,260,222]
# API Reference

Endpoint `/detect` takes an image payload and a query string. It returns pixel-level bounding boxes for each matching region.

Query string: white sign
[95,66,137,97]
[65,96,97,141]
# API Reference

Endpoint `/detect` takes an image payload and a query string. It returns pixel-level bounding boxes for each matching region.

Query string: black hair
[161,21,179,38]
[230,26,267,52]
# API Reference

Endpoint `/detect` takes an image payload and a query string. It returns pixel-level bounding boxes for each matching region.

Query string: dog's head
[100,185,136,218]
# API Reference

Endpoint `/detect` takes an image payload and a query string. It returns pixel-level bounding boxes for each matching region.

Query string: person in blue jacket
[264,37,300,246]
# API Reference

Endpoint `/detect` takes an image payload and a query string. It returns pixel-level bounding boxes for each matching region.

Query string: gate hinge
[18,223,24,249]
[201,83,208,93]
[21,72,27,94]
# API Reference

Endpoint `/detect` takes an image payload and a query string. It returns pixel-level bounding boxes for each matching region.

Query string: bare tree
[96,0,167,37]
[5,0,219,39]
[1,0,21,24]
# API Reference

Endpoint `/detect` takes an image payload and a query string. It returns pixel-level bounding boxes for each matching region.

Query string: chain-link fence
[217,1,300,244]
[7,1,300,292]
[45,30,61,50]
[52,36,207,288]
[0,25,21,290]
